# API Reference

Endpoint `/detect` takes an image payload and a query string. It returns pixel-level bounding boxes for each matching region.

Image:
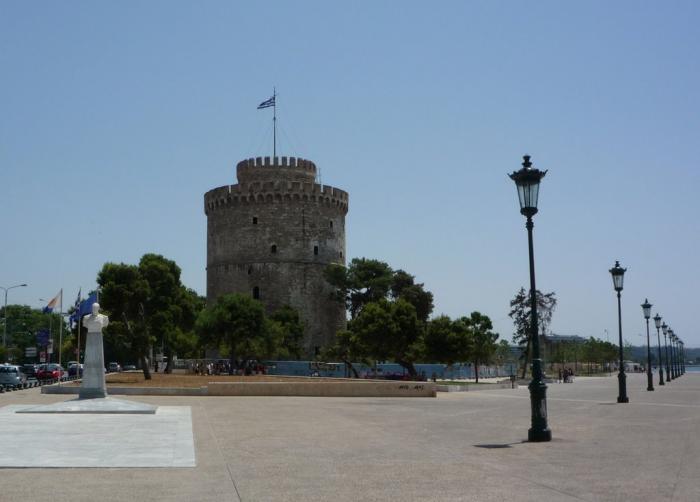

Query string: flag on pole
[69,289,81,328]
[257,96,275,109]
[42,290,62,313]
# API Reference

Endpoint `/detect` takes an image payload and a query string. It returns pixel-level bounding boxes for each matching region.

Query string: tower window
[253,286,260,299]
[329,220,333,229]
[271,244,277,254]
[252,216,258,225]
[314,245,319,256]
[340,251,343,259]
[248,267,253,275]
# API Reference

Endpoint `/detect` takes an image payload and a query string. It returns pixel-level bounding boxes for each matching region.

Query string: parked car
[122,364,137,371]
[36,364,65,380]
[107,362,121,373]
[68,363,84,377]
[21,363,39,378]
[0,365,28,387]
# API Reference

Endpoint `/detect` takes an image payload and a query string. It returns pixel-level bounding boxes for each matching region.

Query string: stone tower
[204,156,348,356]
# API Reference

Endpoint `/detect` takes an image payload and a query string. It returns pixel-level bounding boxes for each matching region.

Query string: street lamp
[669,330,676,379]
[641,299,653,391]
[609,261,628,403]
[509,154,551,442]
[662,323,670,382]
[681,340,685,375]
[653,314,664,386]
[1,283,28,351]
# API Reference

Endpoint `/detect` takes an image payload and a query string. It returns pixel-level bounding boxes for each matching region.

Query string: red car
[36,364,65,380]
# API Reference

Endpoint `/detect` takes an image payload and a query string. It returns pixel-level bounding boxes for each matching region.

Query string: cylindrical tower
[204,156,348,356]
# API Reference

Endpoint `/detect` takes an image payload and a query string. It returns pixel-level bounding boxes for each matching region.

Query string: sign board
[39,352,46,363]
[36,329,50,346]
[25,347,37,357]
[47,341,53,355]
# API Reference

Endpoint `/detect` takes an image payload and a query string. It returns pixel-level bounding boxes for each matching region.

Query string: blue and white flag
[257,96,275,109]
[69,290,98,328]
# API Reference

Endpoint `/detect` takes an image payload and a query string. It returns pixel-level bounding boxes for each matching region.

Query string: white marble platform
[0,405,195,467]
[17,397,157,414]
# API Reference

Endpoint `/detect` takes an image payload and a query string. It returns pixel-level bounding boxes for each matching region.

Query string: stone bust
[83,303,109,333]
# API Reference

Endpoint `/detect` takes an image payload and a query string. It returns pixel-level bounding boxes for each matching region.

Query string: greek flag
[257,96,275,109]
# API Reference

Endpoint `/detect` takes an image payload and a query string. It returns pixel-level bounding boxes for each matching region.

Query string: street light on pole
[669,330,677,379]
[662,323,670,382]
[609,261,628,403]
[641,299,654,391]
[2,283,28,352]
[653,313,664,386]
[509,154,551,442]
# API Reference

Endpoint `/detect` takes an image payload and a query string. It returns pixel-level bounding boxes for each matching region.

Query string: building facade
[204,156,348,356]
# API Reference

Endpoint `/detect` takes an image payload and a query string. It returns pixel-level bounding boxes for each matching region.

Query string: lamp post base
[528,427,552,442]
[527,368,551,443]
[659,368,665,386]
[617,371,628,403]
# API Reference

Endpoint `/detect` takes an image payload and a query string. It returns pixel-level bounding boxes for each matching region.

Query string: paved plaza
[1,373,699,501]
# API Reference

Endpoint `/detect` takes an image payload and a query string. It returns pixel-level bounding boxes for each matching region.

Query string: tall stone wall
[204,156,348,356]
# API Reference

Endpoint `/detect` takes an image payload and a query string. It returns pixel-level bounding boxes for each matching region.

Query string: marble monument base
[17,397,157,414]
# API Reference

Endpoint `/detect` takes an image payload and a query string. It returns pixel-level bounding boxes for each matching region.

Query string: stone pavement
[1,373,699,501]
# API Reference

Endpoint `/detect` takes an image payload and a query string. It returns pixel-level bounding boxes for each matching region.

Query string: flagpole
[273,87,277,159]
[58,289,63,386]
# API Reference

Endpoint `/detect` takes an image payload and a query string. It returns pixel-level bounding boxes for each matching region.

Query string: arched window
[329,220,333,229]
[314,245,319,256]
[271,244,277,254]
[247,267,253,275]
[252,216,258,225]
[253,286,260,299]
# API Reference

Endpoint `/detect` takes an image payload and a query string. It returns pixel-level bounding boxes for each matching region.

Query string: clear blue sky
[2,1,698,347]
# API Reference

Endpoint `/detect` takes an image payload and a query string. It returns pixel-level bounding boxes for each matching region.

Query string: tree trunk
[520,338,532,379]
[343,359,359,378]
[139,354,152,380]
[474,360,480,383]
[164,345,173,374]
[398,360,418,380]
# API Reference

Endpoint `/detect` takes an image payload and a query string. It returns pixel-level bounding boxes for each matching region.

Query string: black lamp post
[662,322,671,382]
[669,331,677,379]
[609,261,628,403]
[674,335,681,378]
[681,341,685,374]
[509,154,551,442]
[641,299,654,391]
[653,314,664,386]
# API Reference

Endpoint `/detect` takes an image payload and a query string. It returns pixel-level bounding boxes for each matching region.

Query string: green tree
[98,262,152,378]
[97,254,204,378]
[390,269,434,323]
[351,299,423,378]
[465,312,498,383]
[266,305,305,360]
[424,315,472,366]
[321,329,366,378]
[195,293,267,372]
[324,258,394,319]
[508,288,557,378]
[0,305,66,364]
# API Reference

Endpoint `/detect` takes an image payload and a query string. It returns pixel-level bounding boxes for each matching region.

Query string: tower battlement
[236,156,317,183]
[204,183,348,215]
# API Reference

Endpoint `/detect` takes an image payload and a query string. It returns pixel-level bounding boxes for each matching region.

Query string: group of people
[558,367,575,383]
[189,360,268,376]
